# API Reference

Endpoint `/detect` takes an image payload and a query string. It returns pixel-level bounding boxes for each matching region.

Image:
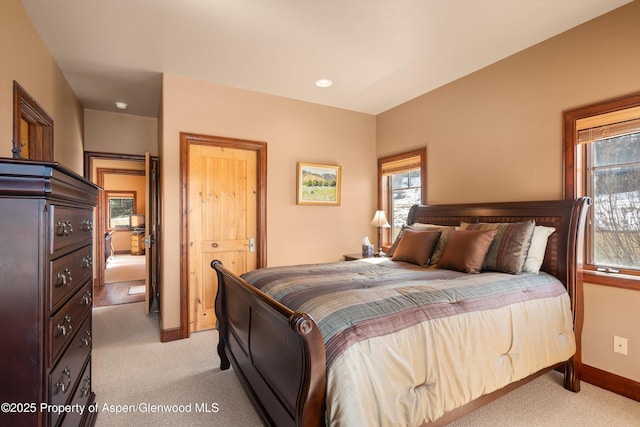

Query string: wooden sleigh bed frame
[211,198,591,427]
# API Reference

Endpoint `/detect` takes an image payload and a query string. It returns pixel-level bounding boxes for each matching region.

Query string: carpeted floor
[92,302,640,426]
[104,254,146,283]
[92,302,262,427]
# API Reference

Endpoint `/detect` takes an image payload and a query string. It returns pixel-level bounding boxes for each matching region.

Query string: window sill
[583,270,640,291]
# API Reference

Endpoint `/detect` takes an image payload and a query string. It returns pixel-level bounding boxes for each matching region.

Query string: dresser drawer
[49,245,93,311]
[49,205,94,254]
[49,315,92,421]
[49,283,92,366]
[57,359,93,427]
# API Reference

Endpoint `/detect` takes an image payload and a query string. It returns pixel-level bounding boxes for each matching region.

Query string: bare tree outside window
[390,170,421,240]
[591,132,640,270]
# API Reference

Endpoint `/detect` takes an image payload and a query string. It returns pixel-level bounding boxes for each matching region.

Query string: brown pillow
[437,229,498,273]
[391,229,442,266]
[386,224,412,258]
[411,223,455,265]
[460,220,535,274]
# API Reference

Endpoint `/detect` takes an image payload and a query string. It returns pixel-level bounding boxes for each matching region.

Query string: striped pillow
[459,220,535,274]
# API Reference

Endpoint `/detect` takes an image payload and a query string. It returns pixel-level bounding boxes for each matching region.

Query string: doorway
[84,152,160,312]
[98,170,145,306]
[180,133,266,336]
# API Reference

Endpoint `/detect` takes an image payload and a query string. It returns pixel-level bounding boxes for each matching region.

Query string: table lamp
[370,210,391,256]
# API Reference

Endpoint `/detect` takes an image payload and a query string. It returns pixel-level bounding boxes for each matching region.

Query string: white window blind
[578,117,640,144]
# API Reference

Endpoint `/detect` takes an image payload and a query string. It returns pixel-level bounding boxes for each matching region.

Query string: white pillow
[522,226,556,273]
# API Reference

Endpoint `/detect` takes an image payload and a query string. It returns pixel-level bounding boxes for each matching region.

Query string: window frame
[377,148,427,250]
[106,191,138,230]
[564,92,640,291]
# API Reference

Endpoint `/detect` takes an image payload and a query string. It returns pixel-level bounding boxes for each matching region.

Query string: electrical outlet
[614,336,628,355]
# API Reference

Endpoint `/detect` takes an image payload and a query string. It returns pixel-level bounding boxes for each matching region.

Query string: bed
[211,198,590,426]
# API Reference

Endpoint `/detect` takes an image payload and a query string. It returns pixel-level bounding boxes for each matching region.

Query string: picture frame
[296,162,341,205]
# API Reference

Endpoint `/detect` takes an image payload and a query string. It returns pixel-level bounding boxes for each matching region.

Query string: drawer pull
[80,376,91,397]
[55,269,73,287]
[81,290,93,306]
[57,315,73,337]
[56,221,67,236]
[56,367,72,394]
[56,220,74,236]
[81,256,93,269]
[81,219,93,232]
[81,331,92,347]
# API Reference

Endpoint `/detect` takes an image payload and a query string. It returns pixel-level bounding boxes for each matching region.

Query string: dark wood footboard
[211,260,326,427]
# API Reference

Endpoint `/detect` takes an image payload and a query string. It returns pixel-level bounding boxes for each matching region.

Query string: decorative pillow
[459,220,535,274]
[437,229,498,274]
[411,223,456,265]
[523,225,556,273]
[385,224,412,258]
[391,229,442,266]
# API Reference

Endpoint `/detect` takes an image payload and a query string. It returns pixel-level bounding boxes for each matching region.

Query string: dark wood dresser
[0,159,99,427]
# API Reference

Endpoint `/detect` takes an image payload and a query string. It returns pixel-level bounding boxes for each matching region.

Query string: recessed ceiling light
[115,101,128,110]
[315,79,333,88]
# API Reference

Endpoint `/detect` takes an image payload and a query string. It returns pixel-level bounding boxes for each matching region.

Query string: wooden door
[144,153,160,313]
[188,143,258,332]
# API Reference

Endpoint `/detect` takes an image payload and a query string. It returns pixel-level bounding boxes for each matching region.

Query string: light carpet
[92,302,262,427]
[92,302,640,426]
[104,255,145,283]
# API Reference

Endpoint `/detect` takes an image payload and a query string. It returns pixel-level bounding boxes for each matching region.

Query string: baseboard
[582,364,640,402]
[161,327,182,342]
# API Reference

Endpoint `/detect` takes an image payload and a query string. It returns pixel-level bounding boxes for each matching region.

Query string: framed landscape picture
[296,162,341,205]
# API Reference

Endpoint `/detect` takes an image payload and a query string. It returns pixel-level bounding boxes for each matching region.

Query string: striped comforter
[242,259,576,426]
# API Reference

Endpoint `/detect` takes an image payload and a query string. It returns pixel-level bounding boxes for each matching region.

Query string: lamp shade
[370,210,390,228]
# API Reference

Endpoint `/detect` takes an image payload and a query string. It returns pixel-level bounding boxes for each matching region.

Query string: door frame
[85,152,145,289]
[180,132,267,339]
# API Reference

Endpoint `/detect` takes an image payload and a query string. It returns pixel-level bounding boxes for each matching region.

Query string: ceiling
[21,0,632,118]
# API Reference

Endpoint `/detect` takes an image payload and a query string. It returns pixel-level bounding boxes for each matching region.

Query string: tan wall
[84,109,158,156]
[376,2,640,381]
[583,284,640,380]
[0,0,84,172]
[160,74,377,331]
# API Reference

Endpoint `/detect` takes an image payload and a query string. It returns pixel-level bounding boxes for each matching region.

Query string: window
[107,192,137,229]
[378,149,427,248]
[564,92,640,289]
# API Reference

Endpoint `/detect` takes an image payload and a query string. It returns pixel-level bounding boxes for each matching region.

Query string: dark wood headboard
[406,198,591,288]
